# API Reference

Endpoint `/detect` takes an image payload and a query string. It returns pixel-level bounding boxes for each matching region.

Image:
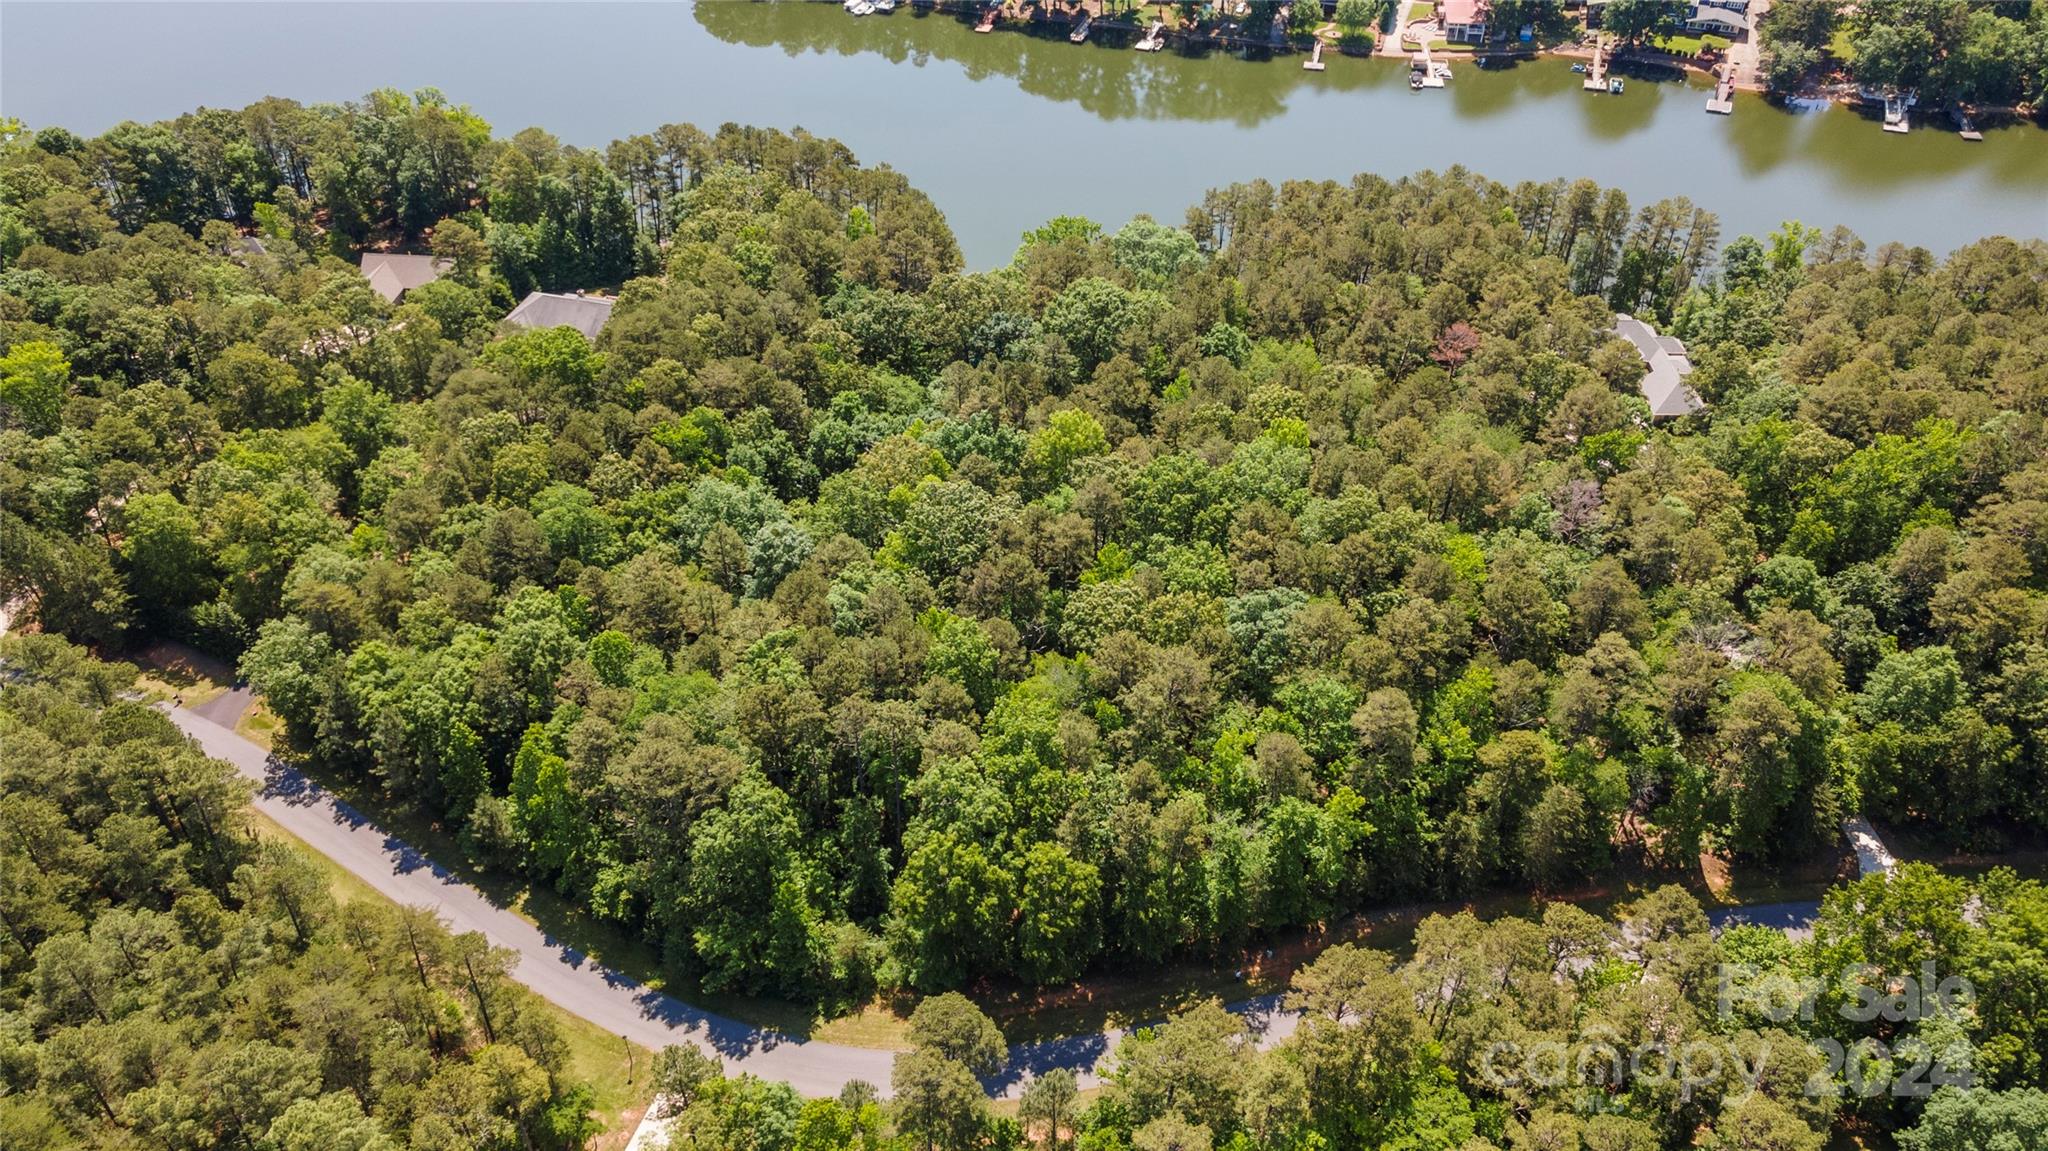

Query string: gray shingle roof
[359,253,451,302]
[503,291,615,341]
[1613,313,1704,419]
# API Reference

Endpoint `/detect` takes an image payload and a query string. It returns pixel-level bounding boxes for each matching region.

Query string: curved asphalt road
[164,705,1815,1099]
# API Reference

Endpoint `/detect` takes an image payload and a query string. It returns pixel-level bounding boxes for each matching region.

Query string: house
[1684,0,1747,36]
[503,290,615,341]
[1439,0,1487,43]
[359,253,451,303]
[1613,314,1703,418]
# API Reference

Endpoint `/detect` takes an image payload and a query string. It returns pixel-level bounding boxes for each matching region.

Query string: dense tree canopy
[4,93,2047,1039]
[1760,0,2048,104]
[654,866,2048,1151]
[0,636,599,1151]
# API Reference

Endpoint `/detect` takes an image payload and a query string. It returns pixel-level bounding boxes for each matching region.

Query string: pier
[1705,70,1733,114]
[1069,9,1091,43]
[1409,44,1449,89]
[974,1,996,32]
[1304,38,1325,71]
[1883,92,1910,134]
[1583,42,1607,92]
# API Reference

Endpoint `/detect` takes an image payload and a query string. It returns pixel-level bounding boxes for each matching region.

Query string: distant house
[1440,0,1488,43]
[1685,0,1747,36]
[360,253,451,303]
[503,291,615,341]
[1613,314,1703,418]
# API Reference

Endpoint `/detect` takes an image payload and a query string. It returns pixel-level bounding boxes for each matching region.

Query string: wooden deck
[1706,76,1733,114]
[1582,43,1607,91]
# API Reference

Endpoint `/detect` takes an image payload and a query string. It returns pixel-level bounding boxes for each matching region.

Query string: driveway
[163,705,1822,1098]
[1721,0,1770,90]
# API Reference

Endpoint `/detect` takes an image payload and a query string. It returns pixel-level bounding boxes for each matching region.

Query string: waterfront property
[504,290,616,340]
[1614,313,1703,418]
[1440,0,1487,44]
[15,1,2047,270]
[359,252,450,303]
[1684,0,1748,37]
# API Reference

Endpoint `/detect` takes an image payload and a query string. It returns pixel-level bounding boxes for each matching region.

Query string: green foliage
[0,339,68,434]
[1898,1088,2048,1151]
[0,638,596,1150]
[9,102,2048,1133]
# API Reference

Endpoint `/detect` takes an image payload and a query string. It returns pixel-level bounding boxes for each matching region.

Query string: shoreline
[903,0,2039,123]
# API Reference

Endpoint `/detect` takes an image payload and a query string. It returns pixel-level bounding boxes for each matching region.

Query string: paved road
[164,705,1820,1099]
[167,706,910,1098]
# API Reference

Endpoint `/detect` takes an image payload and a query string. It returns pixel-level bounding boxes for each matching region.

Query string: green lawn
[1652,31,1732,54]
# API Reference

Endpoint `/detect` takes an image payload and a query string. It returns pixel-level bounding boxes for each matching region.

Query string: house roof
[358,253,451,302]
[504,291,616,341]
[1613,313,1703,418]
[1442,0,1486,25]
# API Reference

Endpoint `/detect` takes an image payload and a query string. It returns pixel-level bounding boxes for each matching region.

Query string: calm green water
[5,2,2043,266]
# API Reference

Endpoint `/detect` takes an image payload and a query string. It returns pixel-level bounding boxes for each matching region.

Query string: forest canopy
[0,634,602,1151]
[1,91,2046,1024]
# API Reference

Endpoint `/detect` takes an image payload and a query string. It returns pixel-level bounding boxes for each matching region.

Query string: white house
[1440,0,1487,43]
[1685,0,1748,37]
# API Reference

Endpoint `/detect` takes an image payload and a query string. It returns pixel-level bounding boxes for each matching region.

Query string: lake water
[5,1,2043,267]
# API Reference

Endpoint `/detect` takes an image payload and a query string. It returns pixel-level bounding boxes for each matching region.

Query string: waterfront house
[359,252,451,303]
[1613,314,1703,418]
[1439,0,1487,43]
[1684,0,1747,37]
[504,290,616,340]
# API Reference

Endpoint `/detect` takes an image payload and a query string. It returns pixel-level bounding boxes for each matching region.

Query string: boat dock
[1069,10,1091,42]
[1706,71,1733,114]
[1883,92,1910,133]
[1951,107,1983,140]
[1583,43,1607,92]
[1303,38,1325,70]
[1409,46,1450,89]
[974,2,996,32]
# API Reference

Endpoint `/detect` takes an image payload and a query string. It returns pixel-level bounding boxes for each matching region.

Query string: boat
[1883,92,1912,133]
[872,0,896,11]
[1570,62,1586,73]
[844,0,874,13]
[1608,77,1624,94]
